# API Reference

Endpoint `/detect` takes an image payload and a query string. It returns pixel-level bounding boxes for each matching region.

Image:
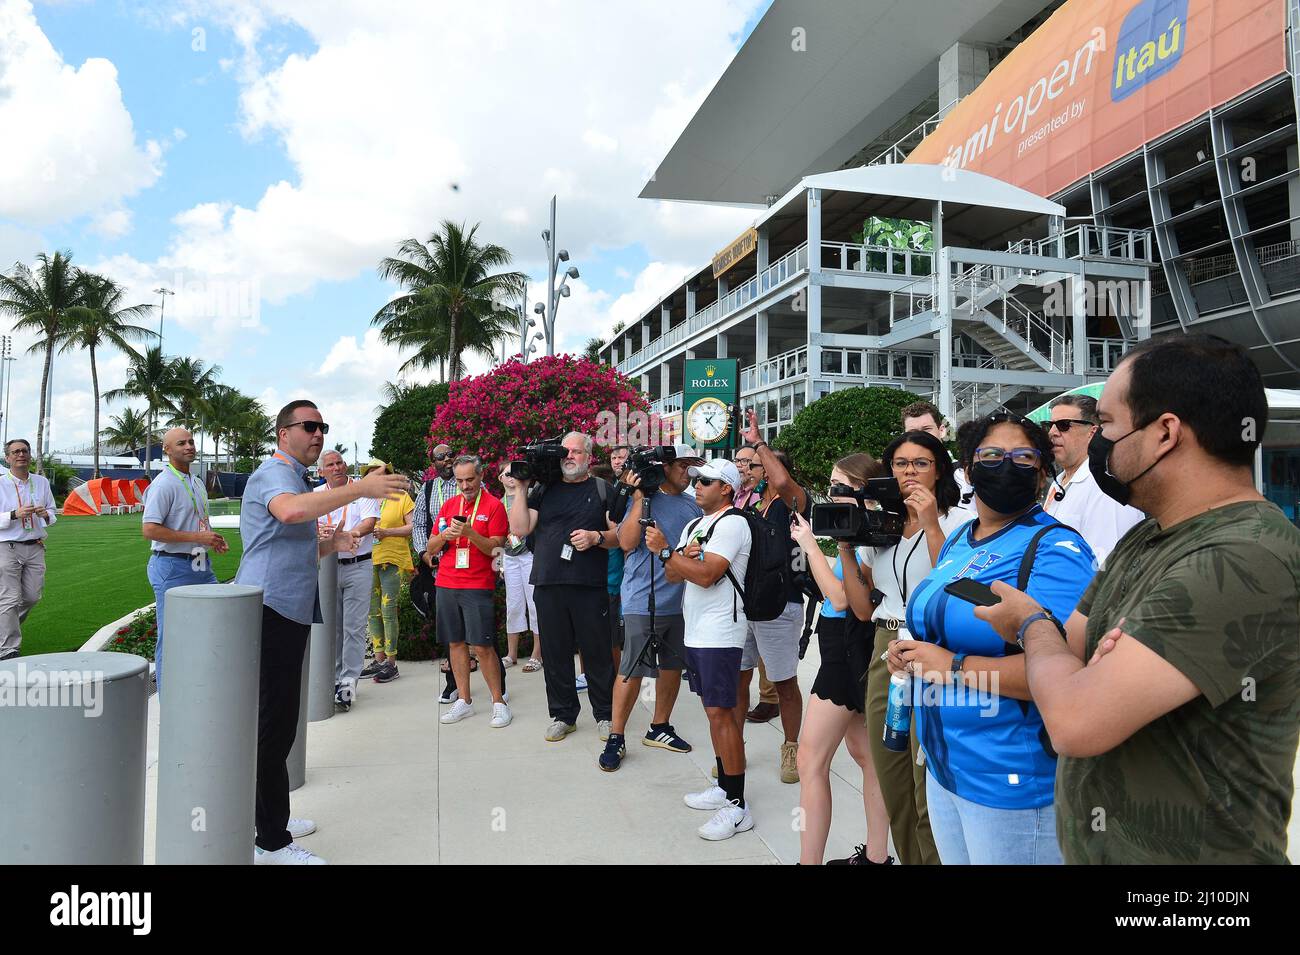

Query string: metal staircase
[949,263,1069,373]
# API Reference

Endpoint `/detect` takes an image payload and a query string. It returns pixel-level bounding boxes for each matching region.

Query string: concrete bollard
[308,553,337,723]
[155,583,263,865]
[288,638,309,791]
[0,652,149,864]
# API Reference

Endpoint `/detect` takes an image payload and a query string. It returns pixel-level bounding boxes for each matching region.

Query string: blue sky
[2,0,769,456]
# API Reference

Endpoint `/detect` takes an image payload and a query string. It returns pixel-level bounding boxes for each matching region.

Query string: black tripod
[627,491,663,681]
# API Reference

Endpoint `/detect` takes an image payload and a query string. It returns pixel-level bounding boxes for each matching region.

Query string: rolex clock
[686,396,730,444]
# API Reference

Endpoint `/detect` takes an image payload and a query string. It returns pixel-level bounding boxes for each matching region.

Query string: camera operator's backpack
[690,508,791,622]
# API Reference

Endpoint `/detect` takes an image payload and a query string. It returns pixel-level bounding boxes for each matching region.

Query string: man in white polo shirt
[314,450,380,711]
[0,439,56,659]
[142,427,229,694]
[648,458,753,842]
[1043,394,1143,567]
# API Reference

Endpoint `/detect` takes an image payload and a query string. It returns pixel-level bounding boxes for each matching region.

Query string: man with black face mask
[977,334,1300,865]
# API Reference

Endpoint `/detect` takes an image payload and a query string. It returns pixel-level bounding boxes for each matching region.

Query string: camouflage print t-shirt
[1057,500,1300,864]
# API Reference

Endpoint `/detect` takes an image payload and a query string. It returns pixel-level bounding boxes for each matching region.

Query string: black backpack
[689,508,792,622]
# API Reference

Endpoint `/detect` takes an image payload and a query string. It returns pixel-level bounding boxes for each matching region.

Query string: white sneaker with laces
[683,785,731,811]
[287,818,316,839]
[254,842,328,865]
[697,801,754,841]
[440,699,474,724]
[490,701,513,727]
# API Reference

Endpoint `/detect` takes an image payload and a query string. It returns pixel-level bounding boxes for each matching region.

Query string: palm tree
[374,221,525,380]
[0,251,83,471]
[100,407,153,454]
[231,403,274,463]
[583,337,605,362]
[59,273,156,477]
[166,357,221,459]
[104,346,179,476]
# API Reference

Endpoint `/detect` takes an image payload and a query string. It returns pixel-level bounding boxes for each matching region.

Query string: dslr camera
[627,445,677,496]
[508,437,567,486]
[810,476,906,547]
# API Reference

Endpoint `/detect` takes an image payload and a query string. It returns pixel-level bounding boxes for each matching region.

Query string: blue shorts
[684,646,743,709]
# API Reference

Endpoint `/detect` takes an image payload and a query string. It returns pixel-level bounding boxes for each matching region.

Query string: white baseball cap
[670,444,705,465]
[687,459,742,495]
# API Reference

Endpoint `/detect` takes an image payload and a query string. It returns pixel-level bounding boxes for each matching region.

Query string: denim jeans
[147,553,218,696]
[925,769,1063,865]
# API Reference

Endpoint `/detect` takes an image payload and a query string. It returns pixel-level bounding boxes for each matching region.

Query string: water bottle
[882,625,915,752]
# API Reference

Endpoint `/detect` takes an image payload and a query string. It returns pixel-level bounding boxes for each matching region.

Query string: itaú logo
[1112,0,1187,102]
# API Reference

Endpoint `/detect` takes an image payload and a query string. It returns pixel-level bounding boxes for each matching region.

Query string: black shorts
[810,614,873,713]
[436,586,496,647]
[683,645,743,709]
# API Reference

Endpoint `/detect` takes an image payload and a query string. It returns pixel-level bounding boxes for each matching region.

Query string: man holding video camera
[598,443,704,772]
[508,432,620,742]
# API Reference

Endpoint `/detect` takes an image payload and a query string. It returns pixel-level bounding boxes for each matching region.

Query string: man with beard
[508,432,619,742]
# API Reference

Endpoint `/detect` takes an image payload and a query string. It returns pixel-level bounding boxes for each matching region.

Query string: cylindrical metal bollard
[155,583,263,865]
[0,652,148,864]
[287,637,309,791]
[308,553,337,722]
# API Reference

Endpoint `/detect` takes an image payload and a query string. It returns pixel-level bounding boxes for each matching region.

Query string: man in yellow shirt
[362,460,415,684]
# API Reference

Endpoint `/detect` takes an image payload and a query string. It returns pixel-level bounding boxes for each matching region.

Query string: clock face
[687,397,730,444]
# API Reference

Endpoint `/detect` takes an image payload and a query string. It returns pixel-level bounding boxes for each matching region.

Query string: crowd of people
[7,332,1295,868]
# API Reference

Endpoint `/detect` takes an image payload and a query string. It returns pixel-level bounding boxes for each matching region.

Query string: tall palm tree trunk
[447,305,461,381]
[90,344,101,479]
[35,339,53,473]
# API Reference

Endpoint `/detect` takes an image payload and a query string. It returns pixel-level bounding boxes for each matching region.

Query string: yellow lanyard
[166,464,207,525]
[457,491,482,550]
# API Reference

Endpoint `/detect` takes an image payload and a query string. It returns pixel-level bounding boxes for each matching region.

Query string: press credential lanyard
[10,475,33,530]
[167,463,208,531]
[455,491,482,568]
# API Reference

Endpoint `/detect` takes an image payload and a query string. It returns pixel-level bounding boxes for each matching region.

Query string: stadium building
[603,0,1300,522]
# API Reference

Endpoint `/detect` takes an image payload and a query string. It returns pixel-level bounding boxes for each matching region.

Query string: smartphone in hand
[944,578,1001,607]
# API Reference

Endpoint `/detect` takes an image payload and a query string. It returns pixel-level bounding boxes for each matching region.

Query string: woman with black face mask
[883,412,1096,865]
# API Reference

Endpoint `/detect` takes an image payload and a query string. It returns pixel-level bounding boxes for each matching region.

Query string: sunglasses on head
[1046,418,1095,433]
[285,420,329,435]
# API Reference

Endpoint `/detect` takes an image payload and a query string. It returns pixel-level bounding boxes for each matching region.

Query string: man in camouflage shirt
[977,334,1299,864]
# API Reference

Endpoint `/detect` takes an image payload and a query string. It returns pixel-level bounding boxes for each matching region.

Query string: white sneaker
[440,699,474,724]
[697,801,754,841]
[597,719,612,741]
[287,818,316,839]
[254,842,328,865]
[683,785,731,811]
[490,702,513,728]
[575,672,588,691]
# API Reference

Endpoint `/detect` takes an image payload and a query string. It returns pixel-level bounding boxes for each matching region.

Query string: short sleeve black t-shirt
[756,490,809,605]
[530,477,610,588]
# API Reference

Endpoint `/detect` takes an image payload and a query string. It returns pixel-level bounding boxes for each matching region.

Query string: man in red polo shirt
[429,455,510,727]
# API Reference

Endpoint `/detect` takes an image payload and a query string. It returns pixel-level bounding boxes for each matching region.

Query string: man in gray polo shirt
[142,427,228,695]
[237,399,407,865]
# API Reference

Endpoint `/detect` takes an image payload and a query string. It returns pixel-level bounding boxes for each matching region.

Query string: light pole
[536,195,579,356]
[153,287,173,352]
[0,336,10,448]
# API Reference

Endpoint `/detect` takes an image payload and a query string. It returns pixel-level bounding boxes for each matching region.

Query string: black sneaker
[643,724,691,753]
[827,846,894,865]
[360,660,383,679]
[438,684,458,705]
[374,662,400,684]
[334,689,352,712]
[598,734,626,772]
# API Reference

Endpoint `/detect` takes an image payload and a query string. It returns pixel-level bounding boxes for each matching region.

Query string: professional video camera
[810,476,906,547]
[507,437,567,486]
[627,445,677,496]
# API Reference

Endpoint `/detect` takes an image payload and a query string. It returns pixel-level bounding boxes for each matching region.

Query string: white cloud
[0,0,161,224]
[88,208,133,239]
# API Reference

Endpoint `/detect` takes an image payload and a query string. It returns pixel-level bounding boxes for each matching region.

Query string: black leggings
[533,584,613,724]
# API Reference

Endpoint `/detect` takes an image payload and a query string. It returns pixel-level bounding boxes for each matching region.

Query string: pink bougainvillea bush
[425,355,665,488]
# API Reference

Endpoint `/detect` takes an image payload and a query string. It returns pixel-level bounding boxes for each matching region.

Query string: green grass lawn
[21,506,243,656]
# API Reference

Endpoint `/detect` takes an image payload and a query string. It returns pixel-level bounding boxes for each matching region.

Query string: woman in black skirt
[790,453,892,866]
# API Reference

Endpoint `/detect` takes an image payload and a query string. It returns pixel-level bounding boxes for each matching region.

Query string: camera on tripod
[507,437,567,486]
[810,477,906,547]
[628,445,677,496]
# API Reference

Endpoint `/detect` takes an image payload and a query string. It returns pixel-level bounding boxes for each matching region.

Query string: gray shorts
[619,613,686,680]
[741,599,803,682]
[436,586,496,647]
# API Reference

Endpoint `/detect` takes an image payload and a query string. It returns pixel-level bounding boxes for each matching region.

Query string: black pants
[256,606,310,852]
[534,584,613,725]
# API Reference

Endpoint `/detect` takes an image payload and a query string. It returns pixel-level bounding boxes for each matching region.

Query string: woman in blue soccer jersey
[885,412,1096,865]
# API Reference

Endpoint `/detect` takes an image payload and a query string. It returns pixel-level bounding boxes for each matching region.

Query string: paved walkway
[141,645,1300,864]
[142,643,883,865]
